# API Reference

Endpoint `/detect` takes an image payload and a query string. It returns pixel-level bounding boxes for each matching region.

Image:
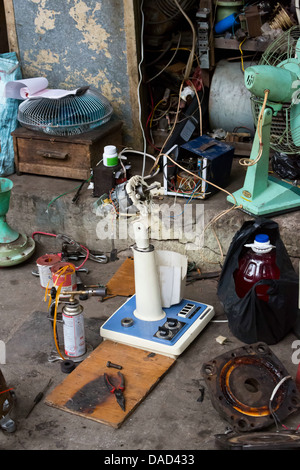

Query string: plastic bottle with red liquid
[234,234,280,302]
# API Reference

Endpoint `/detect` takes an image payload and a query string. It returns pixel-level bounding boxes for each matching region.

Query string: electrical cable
[31,231,89,270]
[46,174,93,211]
[268,375,292,431]
[172,0,196,81]
[145,70,234,263]
[151,79,185,166]
[119,148,160,180]
[189,79,203,136]
[143,4,202,166]
[149,73,205,174]
[150,99,172,125]
[239,37,247,72]
[146,33,182,83]
[52,283,65,361]
[160,151,242,263]
[145,85,162,151]
[239,89,270,167]
[137,0,147,180]
[144,1,189,25]
[155,151,238,205]
[168,181,203,218]
[137,1,241,261]
[0,388,14,395]
[145,39,173,67]
[149,46,201,69]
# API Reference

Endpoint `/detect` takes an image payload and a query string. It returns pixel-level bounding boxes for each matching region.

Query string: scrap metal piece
[0,370,16,433]
[57,234,108,264]
[202,342,300,432]
[215,430,300,450]
[215,335,230,345]
[106,361,123,370]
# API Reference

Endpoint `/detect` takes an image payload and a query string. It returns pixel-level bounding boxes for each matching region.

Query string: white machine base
[100,295,215,358]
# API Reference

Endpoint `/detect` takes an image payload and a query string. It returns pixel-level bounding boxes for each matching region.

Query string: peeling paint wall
[12,0,137,143]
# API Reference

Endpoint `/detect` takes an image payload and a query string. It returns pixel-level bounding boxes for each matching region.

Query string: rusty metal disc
[215,431,300,450]
[202,342,300,432]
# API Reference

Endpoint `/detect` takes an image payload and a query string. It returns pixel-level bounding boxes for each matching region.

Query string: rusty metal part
[269,3,295,30]
[215,430,300,450]
[202,342,300,432]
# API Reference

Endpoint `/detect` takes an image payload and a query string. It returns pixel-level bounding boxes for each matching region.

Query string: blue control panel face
[102,295,210,347]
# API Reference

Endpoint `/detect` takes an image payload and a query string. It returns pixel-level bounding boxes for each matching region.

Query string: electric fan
[227,26,300,216]
[17,87,113,136]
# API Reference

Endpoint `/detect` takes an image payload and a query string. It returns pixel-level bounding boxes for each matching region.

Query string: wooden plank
[0,0,9,52]
[123,0,143,150]
[214,37,271,52]
[105,257,135,299]
[231,141,252,156]
[17,162,90,180]
[3,0,19,55]
[45,340,176,428]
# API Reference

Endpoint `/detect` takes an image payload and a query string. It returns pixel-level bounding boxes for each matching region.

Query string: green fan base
[0,178,35,267]
[0,232,35,267]
[227,175,300,217]
[227,106,300,217]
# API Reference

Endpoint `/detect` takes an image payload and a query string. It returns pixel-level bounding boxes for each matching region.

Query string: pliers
[104,371,125,411]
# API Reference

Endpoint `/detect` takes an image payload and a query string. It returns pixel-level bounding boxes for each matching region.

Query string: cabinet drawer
[16,138,91,179]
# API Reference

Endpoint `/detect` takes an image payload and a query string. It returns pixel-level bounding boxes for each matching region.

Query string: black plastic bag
[271,152,300,180]
[217,218,299,344]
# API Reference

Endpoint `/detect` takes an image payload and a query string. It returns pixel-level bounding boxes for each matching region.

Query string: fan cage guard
[251,97,300,155]
[17,88,113,136]
[154,0,197,19]
[251,25,300,155]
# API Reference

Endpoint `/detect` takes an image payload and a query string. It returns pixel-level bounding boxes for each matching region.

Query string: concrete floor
[1,242,300,452]
[1,153,300,452]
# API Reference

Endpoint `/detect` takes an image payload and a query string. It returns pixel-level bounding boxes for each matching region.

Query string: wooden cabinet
[12,120,123,180]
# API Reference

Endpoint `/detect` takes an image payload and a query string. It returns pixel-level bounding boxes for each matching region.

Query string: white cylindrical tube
[133,246,165,322]
[133,221,149,250]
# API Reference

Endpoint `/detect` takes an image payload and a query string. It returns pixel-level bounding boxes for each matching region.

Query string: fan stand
[0,178,35,267]
[227,107,300,216]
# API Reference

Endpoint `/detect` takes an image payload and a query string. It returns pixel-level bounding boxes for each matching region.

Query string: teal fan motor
[227,26,300,216]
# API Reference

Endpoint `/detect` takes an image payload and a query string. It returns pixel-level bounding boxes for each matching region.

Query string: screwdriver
[25,378,53,419]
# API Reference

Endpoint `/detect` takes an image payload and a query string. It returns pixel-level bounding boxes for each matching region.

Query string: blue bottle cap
[255,234,269,243]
